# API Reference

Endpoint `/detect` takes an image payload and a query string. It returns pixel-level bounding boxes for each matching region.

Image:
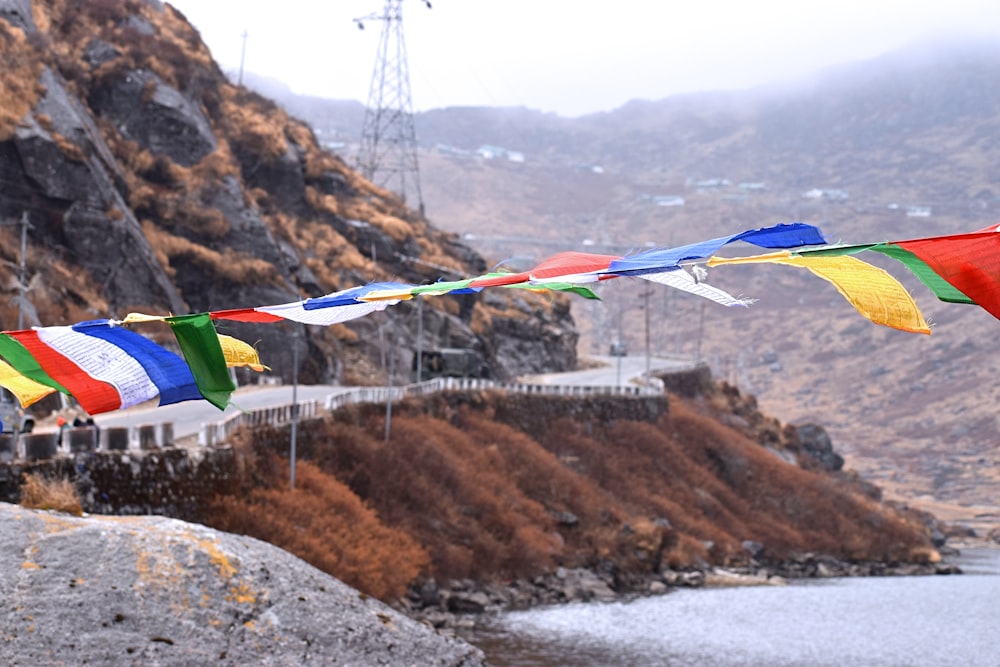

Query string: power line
[354,0,429,215]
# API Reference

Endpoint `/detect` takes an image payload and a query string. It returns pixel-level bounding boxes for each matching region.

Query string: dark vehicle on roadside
[609,341,628,357]
[412,348,485,382]
[0,389,34,435]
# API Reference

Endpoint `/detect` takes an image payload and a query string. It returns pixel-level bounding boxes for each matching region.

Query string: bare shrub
[144,224,278,284]
[232,390,932,589]
[221,90,288,162]
[20,473,83,516]
[206,459,427,601]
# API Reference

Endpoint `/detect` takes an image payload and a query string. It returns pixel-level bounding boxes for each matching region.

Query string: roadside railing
[198,399,321,447]
[199,374,665,446]
[2,371,673,458]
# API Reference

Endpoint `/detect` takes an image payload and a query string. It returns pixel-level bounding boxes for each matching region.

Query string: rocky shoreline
[398,552,964,631]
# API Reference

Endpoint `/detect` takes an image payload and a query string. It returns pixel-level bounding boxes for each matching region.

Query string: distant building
[737,182,767,192]
[906,205,932,217]
[695,178,730,190]
[475,145,502,159]
[436,143,471,158]
[475,145,525,163]
[652,195,685,207]
[803,188,849,201]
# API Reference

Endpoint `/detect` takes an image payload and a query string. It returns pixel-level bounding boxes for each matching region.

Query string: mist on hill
[261,36,1000,530]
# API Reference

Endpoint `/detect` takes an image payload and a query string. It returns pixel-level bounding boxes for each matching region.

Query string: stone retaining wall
[0,447,240,520]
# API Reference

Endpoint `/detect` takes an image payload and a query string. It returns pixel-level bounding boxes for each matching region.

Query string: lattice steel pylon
[355,0,429,215]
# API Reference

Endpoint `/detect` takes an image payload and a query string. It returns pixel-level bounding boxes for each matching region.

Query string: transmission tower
[355,0,429,215]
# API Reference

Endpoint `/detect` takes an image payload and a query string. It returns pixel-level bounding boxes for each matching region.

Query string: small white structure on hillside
[475,145,525,163]
[653,195,686,207]
[803,188,849,201]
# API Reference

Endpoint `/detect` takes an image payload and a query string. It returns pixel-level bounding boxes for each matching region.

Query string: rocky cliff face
[0,0,577,383]
[0,502,486,666]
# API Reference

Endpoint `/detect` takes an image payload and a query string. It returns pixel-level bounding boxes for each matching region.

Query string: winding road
[90,354,696,442]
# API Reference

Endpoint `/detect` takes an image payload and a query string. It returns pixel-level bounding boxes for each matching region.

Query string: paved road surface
[88,355,695,442]
[522,354,694,387]
[92,385,350,441]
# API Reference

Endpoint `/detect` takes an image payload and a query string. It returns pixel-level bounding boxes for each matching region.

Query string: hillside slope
[196,371,941,609]
[0,0,578,386]
[279,38,1000,525]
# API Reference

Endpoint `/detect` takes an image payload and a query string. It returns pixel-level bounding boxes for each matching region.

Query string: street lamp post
[18,212,28,330]
[640,288,653,383]
[415,295,423,383]
[289,332,299,490]
[384,316,396,442]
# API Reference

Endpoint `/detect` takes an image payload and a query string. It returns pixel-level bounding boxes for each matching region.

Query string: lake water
[465,549,1000,667]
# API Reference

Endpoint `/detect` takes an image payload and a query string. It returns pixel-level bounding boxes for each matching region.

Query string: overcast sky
[167,0,1000,117]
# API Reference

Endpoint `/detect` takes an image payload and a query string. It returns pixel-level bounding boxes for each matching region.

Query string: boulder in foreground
[0,503,485,666]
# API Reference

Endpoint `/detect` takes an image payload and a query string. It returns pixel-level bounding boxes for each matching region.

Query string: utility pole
[415,294,423,383]
[18,212,28,330]
[355,0,429,214]
[238,30,248,86]
[384,317,397,442]
[639,287,653,381]
[289,333,298,490]
[696,302,706,362]
[616,298,623,387]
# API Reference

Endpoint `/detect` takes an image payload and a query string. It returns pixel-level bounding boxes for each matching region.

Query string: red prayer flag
[894,230,1000,319]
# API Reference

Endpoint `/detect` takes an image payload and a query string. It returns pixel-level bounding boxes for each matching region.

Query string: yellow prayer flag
[706,250,793,267]
[358,288,414,302]
[0,359,57,407]
[218,334,269,372]
[122,312,168,324]
[709,253,930,334]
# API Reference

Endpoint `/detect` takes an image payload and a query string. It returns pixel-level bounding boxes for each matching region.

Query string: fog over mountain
[264,36,1000,529]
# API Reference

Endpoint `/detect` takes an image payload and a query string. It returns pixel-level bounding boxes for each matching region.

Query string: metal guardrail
[199,375,665,447]
[1,372,674,458]
[198,399,321,447]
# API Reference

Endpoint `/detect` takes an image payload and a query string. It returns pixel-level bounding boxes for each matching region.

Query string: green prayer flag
[411,279,475,295]
[166,313,235,410]
[796,242,973,304]
[0,334,71,394]
[871,244,974,304]
[508,282,601,300]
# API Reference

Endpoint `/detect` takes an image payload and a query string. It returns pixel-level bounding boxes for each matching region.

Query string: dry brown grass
[221,89,288,162]
[205,454,428,601]
[143,223,278,284]
[20,473,83,516]
[227,390,932,589]
[305,185,340,216]
[302,143,344,180]
[0,23,45,141]
[415,236,467,276]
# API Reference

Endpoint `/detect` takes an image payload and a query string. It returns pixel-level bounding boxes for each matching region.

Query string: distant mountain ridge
[266,37,1000,526]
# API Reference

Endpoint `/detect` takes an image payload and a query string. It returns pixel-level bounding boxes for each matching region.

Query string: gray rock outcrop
[88,69,216,167]
[0,0,33,31]
[7,67,187,316]
[793,423,845,472]
[0,503,485,666]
